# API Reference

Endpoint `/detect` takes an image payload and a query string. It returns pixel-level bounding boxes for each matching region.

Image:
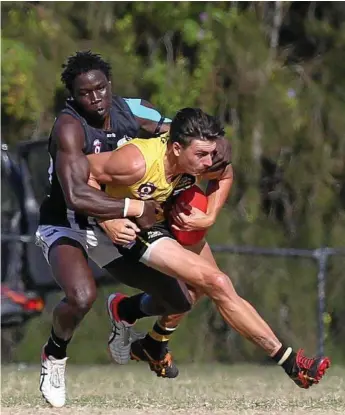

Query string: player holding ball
[87,107,330,386]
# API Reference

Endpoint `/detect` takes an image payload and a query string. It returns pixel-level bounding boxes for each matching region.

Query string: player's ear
[172,142,182,157]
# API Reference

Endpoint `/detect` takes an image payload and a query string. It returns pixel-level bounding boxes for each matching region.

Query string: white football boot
[40,345,67,407]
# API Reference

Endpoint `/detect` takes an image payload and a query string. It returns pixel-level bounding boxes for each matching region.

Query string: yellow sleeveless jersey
[105,134,183,221]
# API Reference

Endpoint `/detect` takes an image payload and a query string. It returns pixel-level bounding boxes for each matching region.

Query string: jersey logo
[45,229,59,238]
[147,230,164,240]
[117,135,132,148]
[160,133,169,144]
[93,139,101,154]
[137,182,157,199]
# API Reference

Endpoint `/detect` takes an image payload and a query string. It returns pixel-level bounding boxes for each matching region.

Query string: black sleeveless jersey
[39,95,140,228]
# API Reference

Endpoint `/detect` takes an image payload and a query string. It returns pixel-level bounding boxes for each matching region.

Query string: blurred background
[1,1,345,365]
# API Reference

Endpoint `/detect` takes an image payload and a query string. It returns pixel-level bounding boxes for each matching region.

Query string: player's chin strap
[154,117,165,136]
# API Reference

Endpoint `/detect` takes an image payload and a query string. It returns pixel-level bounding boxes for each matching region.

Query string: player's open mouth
[96,107,105,115]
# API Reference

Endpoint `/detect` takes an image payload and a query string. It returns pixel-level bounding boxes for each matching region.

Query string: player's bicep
[103,145,146,186]
[56,148,90,204]
[53,116,90,202]
[87,152,114,184]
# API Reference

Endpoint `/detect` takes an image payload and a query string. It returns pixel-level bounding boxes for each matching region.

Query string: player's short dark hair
[170,108,224,147]
[61,51,111,93]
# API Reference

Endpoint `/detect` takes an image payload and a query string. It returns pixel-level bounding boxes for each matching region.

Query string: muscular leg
[143,238,282,356]
[160,240,261,329]
[108,238,264,354]
[45,238,97,357]
[157,240,207,329]
[106,239,330,386]
[144,239,331,388]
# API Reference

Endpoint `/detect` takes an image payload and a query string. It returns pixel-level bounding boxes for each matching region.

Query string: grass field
[1,363,344,415]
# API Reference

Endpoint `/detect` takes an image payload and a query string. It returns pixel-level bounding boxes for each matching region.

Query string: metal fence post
[313,248,329,357]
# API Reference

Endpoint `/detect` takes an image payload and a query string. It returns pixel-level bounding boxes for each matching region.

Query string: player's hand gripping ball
[170,185,208,246]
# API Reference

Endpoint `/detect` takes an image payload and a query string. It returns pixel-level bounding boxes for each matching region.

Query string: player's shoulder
[52,113,85,151]
[131,132,168,144]
[107,143,146,178]
[130,133,169,152]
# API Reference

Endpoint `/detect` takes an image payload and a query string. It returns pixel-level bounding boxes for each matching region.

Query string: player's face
[72,70,112,122]
[174,139,216,175]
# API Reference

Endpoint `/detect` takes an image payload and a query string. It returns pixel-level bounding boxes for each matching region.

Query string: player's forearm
[65,185,143,219]
[65,184,125,219]
[205,167,234,224]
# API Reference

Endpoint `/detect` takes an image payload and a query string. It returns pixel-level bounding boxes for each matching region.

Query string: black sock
[142,320,177,360]
[117,293,149,324]
[272,345,296,374]
[44,328,71,359]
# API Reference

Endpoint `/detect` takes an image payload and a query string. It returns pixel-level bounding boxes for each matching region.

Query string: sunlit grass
[1,363,344,414]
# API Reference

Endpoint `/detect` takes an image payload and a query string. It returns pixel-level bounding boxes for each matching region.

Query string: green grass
[1,363,344,414]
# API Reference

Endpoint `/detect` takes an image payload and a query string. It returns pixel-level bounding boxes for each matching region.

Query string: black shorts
[116,221,175,261]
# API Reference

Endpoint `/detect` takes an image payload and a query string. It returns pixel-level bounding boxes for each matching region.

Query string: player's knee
[67,284,97,313]
[204,272,235,301]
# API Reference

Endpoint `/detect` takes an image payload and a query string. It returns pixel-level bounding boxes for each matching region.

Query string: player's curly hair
[61,50,112,93]
[170,108,224,147]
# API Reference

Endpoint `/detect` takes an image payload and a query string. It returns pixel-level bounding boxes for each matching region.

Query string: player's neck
[164,149,181,182]
[90,113,111,130]
[82,109,111,130]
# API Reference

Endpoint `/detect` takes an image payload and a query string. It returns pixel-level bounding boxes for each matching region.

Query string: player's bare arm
[204,163,234,225]
[54,114,126,219]
[87,144,146,187]
[55,115,146,219]
[87,144,159,231]
[86,164,140,245]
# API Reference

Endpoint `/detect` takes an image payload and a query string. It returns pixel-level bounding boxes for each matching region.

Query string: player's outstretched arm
[54,115,140,219]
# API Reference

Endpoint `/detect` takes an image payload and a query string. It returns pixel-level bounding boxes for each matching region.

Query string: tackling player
[36,51,231,407]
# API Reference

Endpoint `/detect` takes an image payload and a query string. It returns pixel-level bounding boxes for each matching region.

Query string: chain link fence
[2,231,344,363]
[207,246,345,362]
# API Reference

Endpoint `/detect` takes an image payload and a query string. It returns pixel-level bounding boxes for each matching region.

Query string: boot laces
[296,349,314,370]
[143,349,173,376]
[50,361,65,388]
